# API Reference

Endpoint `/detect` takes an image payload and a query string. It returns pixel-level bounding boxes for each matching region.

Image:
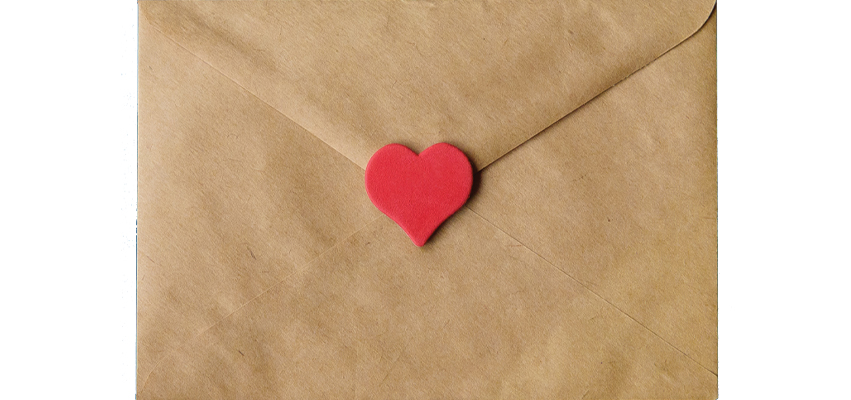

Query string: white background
[0,1,848,398]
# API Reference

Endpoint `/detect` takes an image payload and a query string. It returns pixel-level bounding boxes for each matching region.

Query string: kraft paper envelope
[138,1,717,398]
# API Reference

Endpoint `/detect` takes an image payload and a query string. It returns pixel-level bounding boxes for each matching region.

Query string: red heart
[365,143,473,247]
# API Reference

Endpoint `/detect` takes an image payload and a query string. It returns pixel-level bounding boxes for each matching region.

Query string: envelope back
[139,1,716,398]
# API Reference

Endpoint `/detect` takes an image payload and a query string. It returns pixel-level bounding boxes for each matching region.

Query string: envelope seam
[142,14,366,172]
[464,206,718,377]
[138,214,385,395]
[141,3,716,175]
[479,6,718,171]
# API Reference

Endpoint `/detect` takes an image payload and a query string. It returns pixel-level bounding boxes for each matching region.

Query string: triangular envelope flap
[140,0,714,170]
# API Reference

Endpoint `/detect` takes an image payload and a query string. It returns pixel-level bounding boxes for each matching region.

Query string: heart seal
[365,143,473,247]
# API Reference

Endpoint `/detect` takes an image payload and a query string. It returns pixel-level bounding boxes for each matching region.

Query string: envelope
[138,1,717,398]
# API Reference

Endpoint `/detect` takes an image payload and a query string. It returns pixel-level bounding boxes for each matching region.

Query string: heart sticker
[365,143,473,246]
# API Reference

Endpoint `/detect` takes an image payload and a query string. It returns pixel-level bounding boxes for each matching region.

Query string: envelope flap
[140,0,714,169]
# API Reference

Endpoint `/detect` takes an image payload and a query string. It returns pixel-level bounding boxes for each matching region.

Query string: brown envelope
[138,1,717,398]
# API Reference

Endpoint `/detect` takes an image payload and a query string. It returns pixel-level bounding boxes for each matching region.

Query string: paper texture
[138,1,717,398]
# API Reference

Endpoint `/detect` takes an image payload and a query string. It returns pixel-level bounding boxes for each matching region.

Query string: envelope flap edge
[139,0,717,170]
